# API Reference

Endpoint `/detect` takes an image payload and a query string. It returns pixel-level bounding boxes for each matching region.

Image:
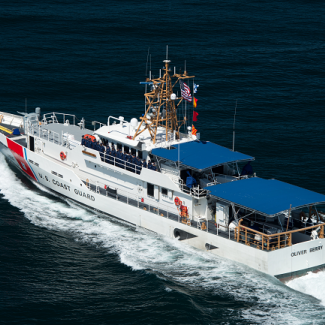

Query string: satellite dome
[130,118,138,128]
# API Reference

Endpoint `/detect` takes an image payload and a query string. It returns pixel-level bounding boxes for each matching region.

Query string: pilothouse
[1,54,325,282]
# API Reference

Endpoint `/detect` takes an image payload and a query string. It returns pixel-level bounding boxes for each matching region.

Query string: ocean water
[1,1,325,324]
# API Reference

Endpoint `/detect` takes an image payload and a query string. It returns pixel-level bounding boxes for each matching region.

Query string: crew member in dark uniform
[99,143,105,160]
[135,156,141,174]
[111,146,116,165]
[114,148,119,167]
[105,145,111,164]
[85,137,90,148]
[131,154,136,173]
[126,154,131,171]
[121,151,127,169]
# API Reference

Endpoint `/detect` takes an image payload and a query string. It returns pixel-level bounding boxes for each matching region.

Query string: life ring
[174,197,181,206]
[60,151,67,160]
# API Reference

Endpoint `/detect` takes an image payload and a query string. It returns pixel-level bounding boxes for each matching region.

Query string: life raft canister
[60,151,67,160]
[84,134,96,142]
[174,197,181,206]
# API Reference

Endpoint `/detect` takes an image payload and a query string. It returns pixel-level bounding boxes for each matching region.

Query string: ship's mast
[133,57,194,144]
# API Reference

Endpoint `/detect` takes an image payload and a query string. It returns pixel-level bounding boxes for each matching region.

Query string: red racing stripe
[7,138,37,181]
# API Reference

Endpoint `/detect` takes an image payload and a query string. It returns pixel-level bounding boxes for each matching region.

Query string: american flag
[179,80,192,102]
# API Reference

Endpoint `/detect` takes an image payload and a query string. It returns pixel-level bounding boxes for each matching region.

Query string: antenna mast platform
[133,57,194,144]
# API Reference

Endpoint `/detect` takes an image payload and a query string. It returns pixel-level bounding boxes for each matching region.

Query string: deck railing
[29,124,62,146]
[0,111,24,127]
[234,219,325,250]
[42,112,77,126]
[79,177,213,234]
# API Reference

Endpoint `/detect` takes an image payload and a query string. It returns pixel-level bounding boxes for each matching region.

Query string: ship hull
[1,133,325,283]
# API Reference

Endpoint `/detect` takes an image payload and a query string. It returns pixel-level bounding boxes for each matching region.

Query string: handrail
[29,124,62,146]
[81,176,181,219]
[79,176,212,232]
[235,219,325,251]
[92,121,106,130]
[0,112,24,125]
[43,112,77,126]
[238,221,325,238]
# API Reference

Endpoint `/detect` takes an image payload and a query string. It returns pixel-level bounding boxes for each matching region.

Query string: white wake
[0,153,325,324]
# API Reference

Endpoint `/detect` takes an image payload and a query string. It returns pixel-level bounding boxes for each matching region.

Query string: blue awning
[204,177,325,216]
[151,141,253,171]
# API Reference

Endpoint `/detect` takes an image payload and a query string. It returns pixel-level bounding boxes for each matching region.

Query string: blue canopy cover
[204,177,325,216]
[151,141,253,171]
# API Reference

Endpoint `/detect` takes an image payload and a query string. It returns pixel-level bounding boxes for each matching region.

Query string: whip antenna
[232,100,237,151]
[145,47,150,77]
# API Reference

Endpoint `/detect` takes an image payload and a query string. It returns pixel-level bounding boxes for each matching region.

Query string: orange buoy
[60,151,66,160]
[174,197,181,206]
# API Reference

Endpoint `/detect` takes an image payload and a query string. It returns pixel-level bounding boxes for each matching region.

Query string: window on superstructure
[147,183,154,197]
[138,150,143,159]
[131,148,136,156]
[117,143,122,150]
[161,187,168,196]
[124,146,129,154]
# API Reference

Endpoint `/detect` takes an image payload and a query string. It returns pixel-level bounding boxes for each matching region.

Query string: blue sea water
[1,1,325,324]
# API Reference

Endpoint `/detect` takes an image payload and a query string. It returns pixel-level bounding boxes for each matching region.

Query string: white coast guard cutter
[1,56,325,282]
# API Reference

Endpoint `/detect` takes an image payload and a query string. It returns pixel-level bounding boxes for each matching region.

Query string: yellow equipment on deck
[0,125,13,134]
